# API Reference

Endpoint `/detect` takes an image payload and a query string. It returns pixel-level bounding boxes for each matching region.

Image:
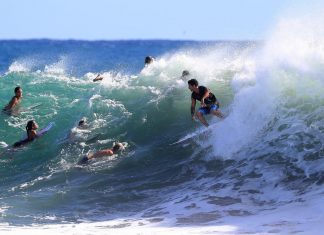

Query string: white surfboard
[170,123,217,145]
[38,122,54,135]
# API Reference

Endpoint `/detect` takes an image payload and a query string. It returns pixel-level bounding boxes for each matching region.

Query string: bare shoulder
[11,96,18,103]
[102,149,114,155]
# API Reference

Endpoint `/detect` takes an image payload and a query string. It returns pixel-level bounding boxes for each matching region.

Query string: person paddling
[13,120,39,147]
[78,142,124,164]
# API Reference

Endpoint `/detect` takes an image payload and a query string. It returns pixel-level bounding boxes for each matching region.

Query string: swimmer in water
[78,142,124,164]
[67,118,90,141]
[13,120,39,147]
[3,86,23,113]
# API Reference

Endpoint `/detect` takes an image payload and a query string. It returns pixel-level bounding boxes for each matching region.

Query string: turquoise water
[1,40,324,233]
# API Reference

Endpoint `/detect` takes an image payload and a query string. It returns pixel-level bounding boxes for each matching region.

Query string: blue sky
[0,0,313,40]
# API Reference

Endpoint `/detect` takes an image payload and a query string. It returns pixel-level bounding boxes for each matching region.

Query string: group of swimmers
[2,87,40,147]
[2,56,224,162]
[93,56,224,127]
[2,86,123,163]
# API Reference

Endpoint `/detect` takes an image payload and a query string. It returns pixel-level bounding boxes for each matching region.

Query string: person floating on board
[93,74,104,82]
[3,86,23,112]
[144,56,154,66]
[13,120,39,147]
[188,78,224,127]
[78,142,124,164]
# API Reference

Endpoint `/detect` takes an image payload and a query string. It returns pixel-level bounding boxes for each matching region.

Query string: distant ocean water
[0,36,324,234]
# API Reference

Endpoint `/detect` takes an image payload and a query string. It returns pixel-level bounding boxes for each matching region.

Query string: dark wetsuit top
[13,131,35,148]
[78,156,89,165]
[191,86,217,106]
[13,138,31,147]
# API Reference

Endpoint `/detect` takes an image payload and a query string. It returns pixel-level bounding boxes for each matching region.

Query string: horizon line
[0,38,263,42]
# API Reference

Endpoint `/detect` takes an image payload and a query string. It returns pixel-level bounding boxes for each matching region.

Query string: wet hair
[144,56,154,64]
[182,70,190,77]
[14,86,21,93]
[26,120,35,131]
[78,120,85,126]
[188,79,198,86]
[112,143,123,152]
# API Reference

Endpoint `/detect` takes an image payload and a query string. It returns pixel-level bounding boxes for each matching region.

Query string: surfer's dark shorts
[78,156,89,165]
[198,104,218,115]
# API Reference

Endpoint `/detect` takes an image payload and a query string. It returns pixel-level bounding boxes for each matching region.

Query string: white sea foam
[7,61,31,73]
[1,187,323,234]
[140,44,256,85]
[10,174,53,191]
[44,56,67,75]
[0,223,238,235]
[201,10,324,159]
[0,141,8,148]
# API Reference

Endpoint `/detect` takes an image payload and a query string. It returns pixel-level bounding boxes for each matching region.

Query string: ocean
[0,37,324,234]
